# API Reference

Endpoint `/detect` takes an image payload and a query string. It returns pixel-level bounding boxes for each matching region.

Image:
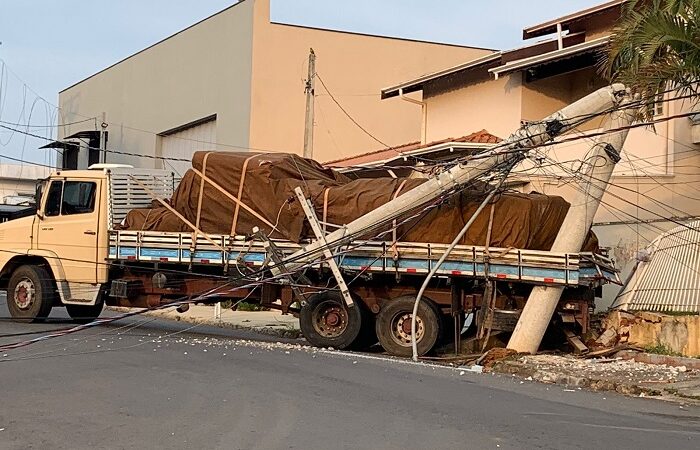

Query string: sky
[0,0,601,165]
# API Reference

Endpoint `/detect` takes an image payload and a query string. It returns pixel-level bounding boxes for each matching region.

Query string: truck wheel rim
[392,312,424,346]
[312,301,348,338]
[14,278,35,310]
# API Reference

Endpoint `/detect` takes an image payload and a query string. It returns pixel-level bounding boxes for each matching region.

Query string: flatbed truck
[0,85,631,356]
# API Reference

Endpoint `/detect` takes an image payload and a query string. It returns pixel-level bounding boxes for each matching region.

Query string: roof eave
[380,52,502,99]
[522,0,625,40]
[489,36,611,79]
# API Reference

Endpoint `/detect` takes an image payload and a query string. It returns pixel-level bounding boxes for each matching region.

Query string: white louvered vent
[108,168,176,228]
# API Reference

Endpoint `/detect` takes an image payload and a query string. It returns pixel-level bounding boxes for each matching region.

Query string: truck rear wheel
[376,296,441,357]
[299,291,362,350]
[7,265,55,323]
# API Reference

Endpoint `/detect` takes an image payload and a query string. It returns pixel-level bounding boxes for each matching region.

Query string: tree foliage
[599,0,700,118]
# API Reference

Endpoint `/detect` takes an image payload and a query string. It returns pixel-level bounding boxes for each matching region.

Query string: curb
[616,350,700,370]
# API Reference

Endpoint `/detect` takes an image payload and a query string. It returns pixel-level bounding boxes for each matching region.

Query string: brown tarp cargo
[122,151,597,251]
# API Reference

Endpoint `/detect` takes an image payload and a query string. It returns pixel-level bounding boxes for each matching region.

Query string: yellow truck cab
[0,165,122,322]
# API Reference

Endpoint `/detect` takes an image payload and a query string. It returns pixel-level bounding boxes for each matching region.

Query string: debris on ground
[476,347,520,368]
[489,352,700,401]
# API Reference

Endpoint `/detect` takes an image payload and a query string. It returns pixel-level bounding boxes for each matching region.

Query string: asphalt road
[0,294,699,450]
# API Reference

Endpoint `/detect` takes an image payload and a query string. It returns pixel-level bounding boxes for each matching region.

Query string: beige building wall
[248,0,492,162]
[423,74,523,141]
[58,1,257,169]
[58,0,491,169]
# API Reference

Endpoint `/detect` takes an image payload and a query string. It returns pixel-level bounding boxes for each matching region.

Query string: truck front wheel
[7,265,55,322]
[376,296,441,357]
[299,291,362,350]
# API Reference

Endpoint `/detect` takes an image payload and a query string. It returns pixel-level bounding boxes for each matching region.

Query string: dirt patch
[478,347,520,368]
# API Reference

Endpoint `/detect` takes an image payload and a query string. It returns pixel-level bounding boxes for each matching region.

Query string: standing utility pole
[507,94,637,354]
[303,48,316,159]
[100,112,108,164]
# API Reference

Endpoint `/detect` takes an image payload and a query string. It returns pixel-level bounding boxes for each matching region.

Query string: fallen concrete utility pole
[507,94,638,354]
[281,84,630,287]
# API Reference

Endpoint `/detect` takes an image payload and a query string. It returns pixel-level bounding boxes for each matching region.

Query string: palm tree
[600,0,699,118]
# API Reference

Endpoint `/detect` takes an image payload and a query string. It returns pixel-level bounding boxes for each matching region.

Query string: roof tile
[325,130,501,168]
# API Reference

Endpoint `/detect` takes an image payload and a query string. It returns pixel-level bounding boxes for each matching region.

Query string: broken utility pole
[507,92,638,355]
[281,85,631,296]
[303,48,316,159]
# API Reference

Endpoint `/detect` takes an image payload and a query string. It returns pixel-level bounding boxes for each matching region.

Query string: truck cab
[0,168,111,322]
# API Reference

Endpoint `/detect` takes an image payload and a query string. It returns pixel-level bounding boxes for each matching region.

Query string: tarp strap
[190,167,275,231]
[195,152,214,231]
[230,154,258,236]
[127,175,227,253]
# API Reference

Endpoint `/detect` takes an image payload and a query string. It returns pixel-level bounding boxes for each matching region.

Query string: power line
[0,123,190,163]
[0,117,96,129]
[316,72,390,148]
[0,152,55,168]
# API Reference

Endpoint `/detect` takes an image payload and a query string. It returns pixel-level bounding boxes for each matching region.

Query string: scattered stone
[596,328,618,347]
[489,353,699,402]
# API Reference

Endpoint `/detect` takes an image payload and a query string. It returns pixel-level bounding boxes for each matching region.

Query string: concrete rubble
[489,352,700,402]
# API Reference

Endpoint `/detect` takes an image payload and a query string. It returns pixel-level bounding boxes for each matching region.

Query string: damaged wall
[606,311,700,358]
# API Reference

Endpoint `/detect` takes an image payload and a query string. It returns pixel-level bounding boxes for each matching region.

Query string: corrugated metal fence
[614,220,700,312]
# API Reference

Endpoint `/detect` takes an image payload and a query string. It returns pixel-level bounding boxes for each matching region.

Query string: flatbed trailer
[100,169,618,355]
[108,230,617,304]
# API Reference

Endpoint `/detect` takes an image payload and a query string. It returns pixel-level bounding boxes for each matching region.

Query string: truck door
[37,178,102,294]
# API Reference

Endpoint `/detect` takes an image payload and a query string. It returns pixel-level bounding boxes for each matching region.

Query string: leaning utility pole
[303,48,316,159]
[507,93,638,354]
[282,85,630,278]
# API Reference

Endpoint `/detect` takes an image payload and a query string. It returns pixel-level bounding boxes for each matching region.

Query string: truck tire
[7,265,55,323]
[299,291,363,350]
[66,301,104,324]
[376,296,441,357]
